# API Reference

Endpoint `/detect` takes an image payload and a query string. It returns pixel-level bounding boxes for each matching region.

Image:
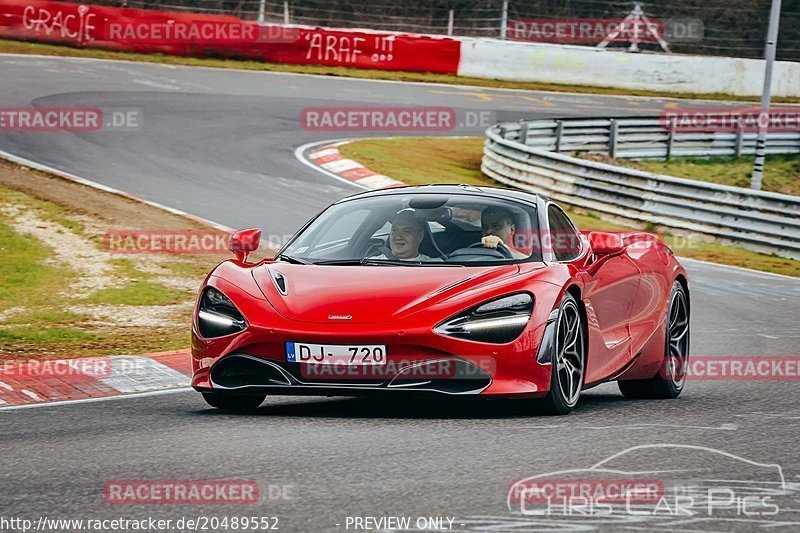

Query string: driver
[374,209,439,261]
[480,206,528,259]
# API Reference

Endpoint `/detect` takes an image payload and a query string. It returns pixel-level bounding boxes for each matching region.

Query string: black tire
[202,392,266,410]
[525,293,586,416]
[618,280,689,400]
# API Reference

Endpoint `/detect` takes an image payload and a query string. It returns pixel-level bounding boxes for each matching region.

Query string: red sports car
[191,185,689,415]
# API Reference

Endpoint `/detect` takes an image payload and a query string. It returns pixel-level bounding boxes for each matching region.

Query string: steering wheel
[364,240,398,260]
[466,241,514,259]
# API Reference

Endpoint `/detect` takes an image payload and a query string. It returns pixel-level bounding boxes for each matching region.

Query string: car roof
[337,184,548,206]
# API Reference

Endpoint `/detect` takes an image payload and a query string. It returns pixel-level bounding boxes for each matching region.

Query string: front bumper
[191,275,560,399]
[191,319,553,399]
[204,352,493,396]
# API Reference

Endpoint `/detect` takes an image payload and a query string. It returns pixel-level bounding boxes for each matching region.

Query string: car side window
[547,205,582,261]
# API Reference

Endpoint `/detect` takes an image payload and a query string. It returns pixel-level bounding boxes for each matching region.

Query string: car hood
[252,263,524,324]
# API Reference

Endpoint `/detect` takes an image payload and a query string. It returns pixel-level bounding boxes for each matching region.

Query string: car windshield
[280,193,542,265]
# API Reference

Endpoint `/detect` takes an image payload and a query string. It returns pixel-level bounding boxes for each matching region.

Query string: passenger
[374,209,439,261]
[480,206,528,259]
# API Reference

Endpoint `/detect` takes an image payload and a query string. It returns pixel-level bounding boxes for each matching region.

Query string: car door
[545,204,640,382]
[624,235,673,355]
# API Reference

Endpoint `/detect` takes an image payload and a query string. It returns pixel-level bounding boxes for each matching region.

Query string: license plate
[286,342,386,366]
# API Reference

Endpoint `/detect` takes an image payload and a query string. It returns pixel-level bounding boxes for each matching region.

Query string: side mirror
[589,232,624,256]
[228,228,261,263]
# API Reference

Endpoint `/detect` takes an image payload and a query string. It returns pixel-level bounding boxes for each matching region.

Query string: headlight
[197,287,247,338]
[434,293,533,343]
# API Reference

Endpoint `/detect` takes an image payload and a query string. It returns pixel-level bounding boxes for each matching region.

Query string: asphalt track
[1,55,799,531]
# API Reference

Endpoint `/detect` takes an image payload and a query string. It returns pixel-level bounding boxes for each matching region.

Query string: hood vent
[270,269,288,295]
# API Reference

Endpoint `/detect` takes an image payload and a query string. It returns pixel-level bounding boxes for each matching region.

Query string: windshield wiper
[362,258,422,266]
[311,259,364,265]
[361,258,461,267]
[307,258,423,266]
[275,253,311,265]
[295,258,463,267]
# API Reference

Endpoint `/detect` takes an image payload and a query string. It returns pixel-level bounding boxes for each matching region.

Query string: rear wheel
[618,281,689,399]
[526,293,585,415]
[202,392,266,410]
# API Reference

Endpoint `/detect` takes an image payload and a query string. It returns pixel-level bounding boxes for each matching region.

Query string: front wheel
[525,293,586,415]
[202,392,266,410]
[618,280,689,399]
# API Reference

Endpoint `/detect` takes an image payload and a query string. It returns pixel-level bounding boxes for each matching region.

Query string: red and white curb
[302,141,405,190]
[0,349,192,409]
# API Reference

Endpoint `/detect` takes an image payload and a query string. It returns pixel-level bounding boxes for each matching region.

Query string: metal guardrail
[483,121,800,260]
[497,117,800,159]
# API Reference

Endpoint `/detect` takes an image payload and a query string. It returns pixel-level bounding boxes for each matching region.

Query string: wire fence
[75,0,800,61]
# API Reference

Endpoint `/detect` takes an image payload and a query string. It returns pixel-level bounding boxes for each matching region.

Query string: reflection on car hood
[252,263,523,324]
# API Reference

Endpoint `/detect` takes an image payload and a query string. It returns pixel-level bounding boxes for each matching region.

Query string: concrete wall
[458,39,800,97]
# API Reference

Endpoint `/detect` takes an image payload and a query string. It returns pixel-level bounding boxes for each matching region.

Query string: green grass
[3,309,83,326]
[155,259,220,279]
[0,185,85,230]
[106,257,148,279]
[53,216,84,233]
[609,155,800,195]
[82,258,192,306]
[85,281,189,306]
[0,185,198,358]
[0,326,98,344]
[339,137,800,277]
[2,38,798,103]
[0,188,103,351]
[0,219,52,308]
[0,204,77,311]
[341,137,487,187]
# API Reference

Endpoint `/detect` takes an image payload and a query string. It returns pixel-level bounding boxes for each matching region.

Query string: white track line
[0,387,194,411]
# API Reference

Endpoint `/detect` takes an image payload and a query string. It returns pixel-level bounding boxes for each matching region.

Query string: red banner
[0,0,460,74]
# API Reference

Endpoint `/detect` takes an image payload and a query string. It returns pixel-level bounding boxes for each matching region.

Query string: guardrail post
[666,120,675,160]
[500,0,509,39]
[608,119,618,158]
[735,124,744,158]
[258,0,266,23]
[555,120,564,152]
[518,121,529,144]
